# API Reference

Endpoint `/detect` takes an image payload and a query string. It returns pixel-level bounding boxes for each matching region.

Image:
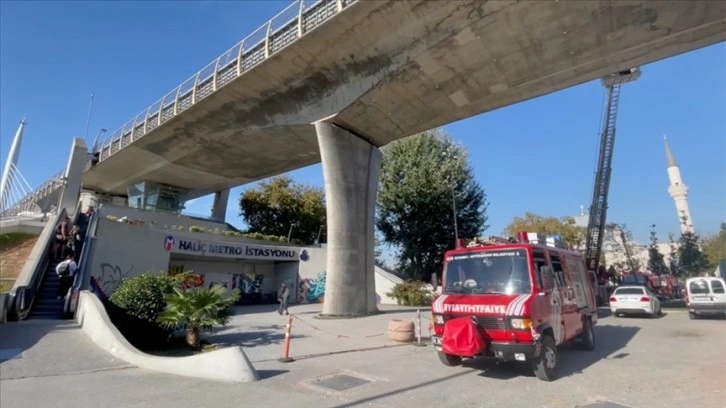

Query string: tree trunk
[186,327,200,348]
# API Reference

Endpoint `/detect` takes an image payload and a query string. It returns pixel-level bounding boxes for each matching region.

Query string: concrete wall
[88,218,171,298]
[76,291,259,382]
[80,191,126,213]
[374,266,404,305]
[0,219,45,235]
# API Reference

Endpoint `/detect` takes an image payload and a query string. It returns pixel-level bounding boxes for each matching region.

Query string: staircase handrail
[8,208,68,320]
[65,207,98,317]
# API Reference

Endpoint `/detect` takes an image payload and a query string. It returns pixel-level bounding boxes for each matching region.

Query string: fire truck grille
[444,315,506,330]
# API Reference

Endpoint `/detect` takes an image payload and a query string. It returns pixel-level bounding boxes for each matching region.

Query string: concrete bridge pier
[210,189,230,222]
[315,122,381,317]
[58,138,88,216]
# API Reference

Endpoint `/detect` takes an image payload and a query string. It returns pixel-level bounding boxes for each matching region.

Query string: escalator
[28,259,66,319]
[9,204,92,321]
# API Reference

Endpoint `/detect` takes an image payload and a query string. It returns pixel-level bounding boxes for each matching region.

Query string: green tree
[608,223,641,272]
[374,236,389,269]
[701,222,726,270]
[376,129,488,281]
[504,213,585,248]
[239,175,326,244]
[677,231,709,277]
[647,224,668,275]
[157,285,240,348]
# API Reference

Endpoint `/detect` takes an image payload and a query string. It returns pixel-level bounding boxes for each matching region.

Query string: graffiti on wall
[208,281,229,290]
[298,271,326,304]
[294,269,385,305]
[90,263,135,300]
[233,273,263,294]
[168,264,205,288]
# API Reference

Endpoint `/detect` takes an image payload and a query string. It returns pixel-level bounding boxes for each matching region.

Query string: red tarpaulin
[442,316,486,357]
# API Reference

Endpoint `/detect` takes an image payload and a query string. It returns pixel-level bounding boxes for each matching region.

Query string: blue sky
[2,1,725,253]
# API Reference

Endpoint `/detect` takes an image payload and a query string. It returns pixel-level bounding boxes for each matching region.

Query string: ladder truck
[584,68,641,305]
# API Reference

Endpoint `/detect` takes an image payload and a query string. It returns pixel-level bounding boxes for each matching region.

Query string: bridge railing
[0,168,65,219]
[94,0,358,165]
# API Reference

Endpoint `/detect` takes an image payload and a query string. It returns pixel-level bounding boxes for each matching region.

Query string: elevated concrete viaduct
[81,0,726,316]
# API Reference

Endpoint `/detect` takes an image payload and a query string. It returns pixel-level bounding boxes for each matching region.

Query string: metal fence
[95,0,358,164]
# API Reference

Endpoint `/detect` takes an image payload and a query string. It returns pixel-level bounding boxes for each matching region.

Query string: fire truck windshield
[443,249,531,295]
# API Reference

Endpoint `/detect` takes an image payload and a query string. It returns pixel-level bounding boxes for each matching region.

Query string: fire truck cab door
[567,259,589,310]
[542,266,564,345]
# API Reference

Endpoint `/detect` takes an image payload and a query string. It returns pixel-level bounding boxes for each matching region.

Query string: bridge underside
[79,0,725,317]
[82,0,726,199]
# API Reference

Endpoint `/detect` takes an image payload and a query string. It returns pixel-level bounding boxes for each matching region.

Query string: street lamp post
[315,224,324,245]
[451,180,458,242]
[287,222,297,243]
[441,150,459,243]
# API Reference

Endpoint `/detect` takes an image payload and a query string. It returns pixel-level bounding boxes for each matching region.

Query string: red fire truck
[648,274,680,300]
[431,232,599,381]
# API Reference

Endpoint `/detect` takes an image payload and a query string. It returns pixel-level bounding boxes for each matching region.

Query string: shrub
[387,280,434,306]
[157,285,241,348]
[189,226,205,232]
[108,273,180,347]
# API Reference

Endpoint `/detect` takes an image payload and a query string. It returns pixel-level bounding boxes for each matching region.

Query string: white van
[685,277,726,319]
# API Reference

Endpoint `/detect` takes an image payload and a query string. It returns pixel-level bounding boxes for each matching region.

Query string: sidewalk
[0,319,130,380]
[208,303,431,363]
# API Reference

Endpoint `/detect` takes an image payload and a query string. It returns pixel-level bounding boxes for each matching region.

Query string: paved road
[1,309,723,408]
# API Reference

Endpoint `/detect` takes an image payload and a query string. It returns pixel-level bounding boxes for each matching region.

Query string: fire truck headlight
[432,314,445,325]
[510,318,532,330]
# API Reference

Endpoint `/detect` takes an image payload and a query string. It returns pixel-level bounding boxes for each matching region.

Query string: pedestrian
[277,282,290,315]
[54,220,69,260]
[55,254,78,300]
[69,224,82,262]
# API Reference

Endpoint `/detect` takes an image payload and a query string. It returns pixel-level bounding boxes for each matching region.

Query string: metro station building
[81,193,400,306]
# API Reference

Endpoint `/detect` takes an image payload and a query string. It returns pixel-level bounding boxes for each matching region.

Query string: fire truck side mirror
[541,266,555,290]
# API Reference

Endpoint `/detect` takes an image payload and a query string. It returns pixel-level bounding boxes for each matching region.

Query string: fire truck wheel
[437,351,462,367]
[577,319,595,351]
[532,336,558,381]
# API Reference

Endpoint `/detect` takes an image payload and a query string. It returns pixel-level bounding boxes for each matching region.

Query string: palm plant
[157,285,240,348]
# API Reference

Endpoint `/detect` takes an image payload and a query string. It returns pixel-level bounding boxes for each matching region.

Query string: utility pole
[451,182,458,242]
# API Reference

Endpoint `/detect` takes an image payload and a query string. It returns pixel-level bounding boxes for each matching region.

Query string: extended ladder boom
[584,68,641,273]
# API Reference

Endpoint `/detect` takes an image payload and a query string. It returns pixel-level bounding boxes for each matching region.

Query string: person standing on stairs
[54,219,70,260]
[55,254,77,300]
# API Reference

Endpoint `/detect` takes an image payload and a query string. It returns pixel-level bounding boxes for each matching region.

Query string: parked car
[609,285,662,318]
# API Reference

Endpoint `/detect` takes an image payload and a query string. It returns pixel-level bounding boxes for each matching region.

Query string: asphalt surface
[1,307,724,408]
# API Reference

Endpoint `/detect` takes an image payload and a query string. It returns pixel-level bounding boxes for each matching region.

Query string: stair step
[36,298,64,305]
[32,305,62,310]
[29,313,63,319]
